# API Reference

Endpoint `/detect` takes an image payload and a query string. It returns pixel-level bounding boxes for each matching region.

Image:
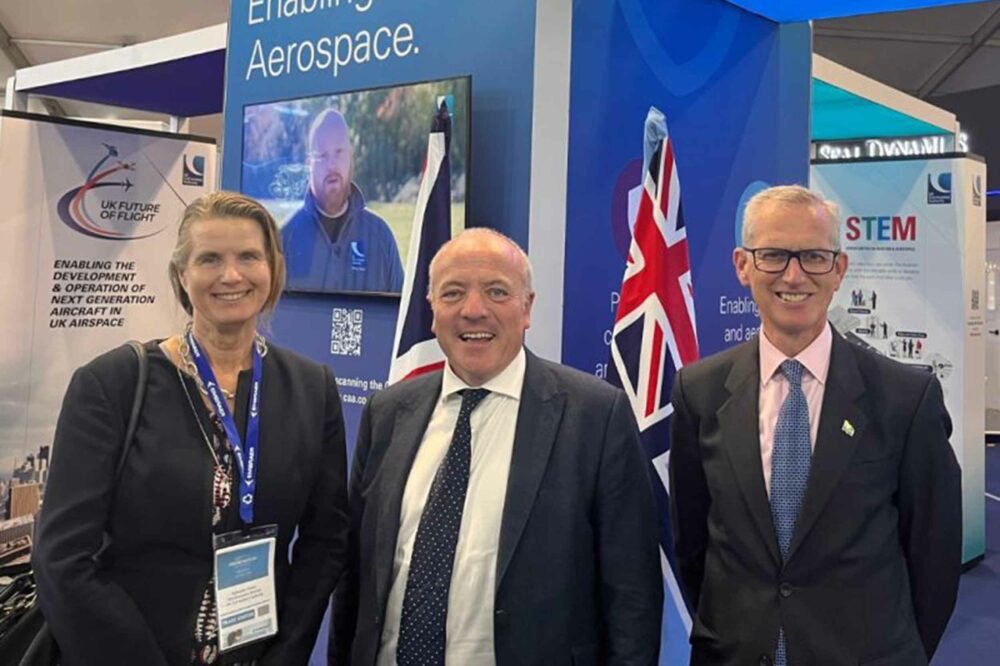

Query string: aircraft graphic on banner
[56,143,165,241]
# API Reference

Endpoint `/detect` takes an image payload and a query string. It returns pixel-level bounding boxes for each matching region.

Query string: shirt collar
[441,347,526,402]
[759,322,833,387]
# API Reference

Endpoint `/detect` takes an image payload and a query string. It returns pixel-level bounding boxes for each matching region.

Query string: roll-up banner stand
[0,111,217,543]
[812,155,987,564]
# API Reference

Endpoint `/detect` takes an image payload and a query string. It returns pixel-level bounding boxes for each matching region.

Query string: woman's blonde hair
[168,191,286,316]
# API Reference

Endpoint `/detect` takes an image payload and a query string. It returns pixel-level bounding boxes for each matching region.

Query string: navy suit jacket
[330,350,663,665]
[669,329,962,666]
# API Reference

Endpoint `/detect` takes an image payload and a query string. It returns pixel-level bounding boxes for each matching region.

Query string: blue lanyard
[187,331,262,525]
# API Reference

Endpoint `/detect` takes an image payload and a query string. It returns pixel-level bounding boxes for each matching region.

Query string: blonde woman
[34,192,349,665]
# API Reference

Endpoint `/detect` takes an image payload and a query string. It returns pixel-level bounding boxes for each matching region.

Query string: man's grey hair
[428,227,534,300]
[742,184,841,251]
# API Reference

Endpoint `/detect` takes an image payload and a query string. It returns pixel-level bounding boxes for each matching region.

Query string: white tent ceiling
[0,1,998,140]
[0,0,228,127]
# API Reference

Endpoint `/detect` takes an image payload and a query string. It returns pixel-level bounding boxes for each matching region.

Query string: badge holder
[212,524,280,652]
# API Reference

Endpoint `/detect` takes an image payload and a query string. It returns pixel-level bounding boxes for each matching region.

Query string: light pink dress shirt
[757,323,833,497]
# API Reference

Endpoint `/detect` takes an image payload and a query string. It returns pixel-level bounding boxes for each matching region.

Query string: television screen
[241,75,470,295]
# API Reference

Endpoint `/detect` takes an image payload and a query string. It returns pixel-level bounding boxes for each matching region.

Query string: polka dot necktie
[770,360,812,666]
[397,388,490,666]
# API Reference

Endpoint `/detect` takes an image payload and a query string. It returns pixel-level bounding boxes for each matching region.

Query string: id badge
[213,525,279,652]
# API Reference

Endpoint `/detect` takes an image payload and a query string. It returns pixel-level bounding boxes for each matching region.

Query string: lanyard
[187,331,262,525]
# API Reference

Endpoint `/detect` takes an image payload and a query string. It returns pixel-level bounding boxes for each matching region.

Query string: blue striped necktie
[771,359,811,666]
[397,388,490,666]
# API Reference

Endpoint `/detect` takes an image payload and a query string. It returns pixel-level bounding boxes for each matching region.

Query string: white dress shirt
[758,323,833,496]
[377,349,526,666]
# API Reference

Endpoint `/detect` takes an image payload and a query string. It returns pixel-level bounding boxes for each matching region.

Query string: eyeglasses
[742,247,840,275]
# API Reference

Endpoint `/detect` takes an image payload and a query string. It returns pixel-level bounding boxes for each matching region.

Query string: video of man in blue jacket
[241,76,469,295]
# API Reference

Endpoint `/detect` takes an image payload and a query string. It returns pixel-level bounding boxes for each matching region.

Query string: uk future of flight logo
[57,143,166,241]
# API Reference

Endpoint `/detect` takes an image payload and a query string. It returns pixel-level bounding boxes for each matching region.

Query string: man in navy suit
[330,228,663,665]
[669,185,961,666]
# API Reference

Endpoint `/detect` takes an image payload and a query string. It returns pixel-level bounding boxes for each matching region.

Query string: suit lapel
[373,375,441,611]
[496,352,565,589]
[785,332,867,562]
[717,339,781,566]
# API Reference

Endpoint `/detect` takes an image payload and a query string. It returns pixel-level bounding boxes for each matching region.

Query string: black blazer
[329,350,663,665]
[33,341,349,665]
[669,329,962,666]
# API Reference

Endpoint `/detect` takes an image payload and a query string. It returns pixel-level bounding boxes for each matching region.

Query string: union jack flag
[608,107,699,657]
[388,99,453,384]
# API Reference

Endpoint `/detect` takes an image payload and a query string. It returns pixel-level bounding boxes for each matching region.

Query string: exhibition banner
[812,155,987,563]
[0,112,216,540]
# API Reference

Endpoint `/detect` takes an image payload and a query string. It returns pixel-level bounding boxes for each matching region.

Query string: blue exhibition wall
[223,0,538,443]
[223,0,812,461]
[560,5,811,660]
[561,0,812,375]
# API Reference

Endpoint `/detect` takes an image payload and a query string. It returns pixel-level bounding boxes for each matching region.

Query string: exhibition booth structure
[4,23,226,120]
[811,54,961,157]
[814,156,986,564]
[0,2,990,665]
[808,54,987,565]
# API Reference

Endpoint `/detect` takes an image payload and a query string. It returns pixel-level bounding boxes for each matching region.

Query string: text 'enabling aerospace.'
[243,0,420,80]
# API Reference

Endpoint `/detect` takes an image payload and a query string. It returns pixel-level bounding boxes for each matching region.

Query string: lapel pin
[841,420,855,437]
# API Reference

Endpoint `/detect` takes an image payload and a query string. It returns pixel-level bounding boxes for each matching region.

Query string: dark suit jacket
[33,341,349,665]
[329,350,663,665]
[669,329,962,666]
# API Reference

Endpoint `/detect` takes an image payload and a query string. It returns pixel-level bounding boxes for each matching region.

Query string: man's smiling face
[734,200,847,355]
[429,234,534,387]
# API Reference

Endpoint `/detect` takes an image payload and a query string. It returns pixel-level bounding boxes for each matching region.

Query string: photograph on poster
[240,75,470,295]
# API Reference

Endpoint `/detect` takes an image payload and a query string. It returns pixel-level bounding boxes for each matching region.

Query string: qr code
[257,604,270,617]
[331,308,363,356]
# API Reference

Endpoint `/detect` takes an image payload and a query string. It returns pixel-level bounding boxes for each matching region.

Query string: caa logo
[183,154,205,186]
[350,241,367,271]
[973,175,983,207]
[927,172,951,204]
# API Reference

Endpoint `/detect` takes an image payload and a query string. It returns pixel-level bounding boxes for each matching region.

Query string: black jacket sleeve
[327,396,376,666]
[597,391,664,665]
[32,357,169,666]
[897,375,961,659]
[668,367,710,610]
[261,364,350,665]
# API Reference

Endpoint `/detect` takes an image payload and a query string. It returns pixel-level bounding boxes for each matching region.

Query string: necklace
[177,323,268,400]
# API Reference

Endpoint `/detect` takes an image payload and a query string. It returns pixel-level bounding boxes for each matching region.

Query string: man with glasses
[282,108,404,293]
[669,185,961,666]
